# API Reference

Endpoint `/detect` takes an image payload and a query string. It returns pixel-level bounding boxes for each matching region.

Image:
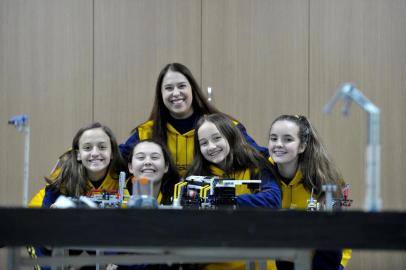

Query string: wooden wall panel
[309,0,406,269]
[94,0,202,144]
[0,0,93,206]
[202,0,309,146]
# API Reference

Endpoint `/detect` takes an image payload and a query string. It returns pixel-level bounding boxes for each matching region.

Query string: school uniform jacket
[28,169,128,270]
[29,169,126,208]
[203,165,281,270]
[269,158,352,270]
[119,119,269,178]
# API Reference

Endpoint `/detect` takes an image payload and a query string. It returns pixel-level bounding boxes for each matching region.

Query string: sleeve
[119,129,140,161]
[236,123,269,158]
[236,169,281,208]
[41,186,61,208]
[340,249,352,269]
[28,188,46,208]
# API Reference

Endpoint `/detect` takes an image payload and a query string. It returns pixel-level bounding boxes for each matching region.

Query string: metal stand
[8,114,30,206]
[324,83,381,211]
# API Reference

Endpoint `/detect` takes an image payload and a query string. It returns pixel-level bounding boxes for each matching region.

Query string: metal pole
[8,115,30,206]
[324,84,381,211]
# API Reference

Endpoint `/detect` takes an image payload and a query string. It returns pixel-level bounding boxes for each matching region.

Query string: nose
[274,139,283,147]
[208,141,217,150]
[172,87,180,96]
[90,146,100,156]
[144,156,152,165]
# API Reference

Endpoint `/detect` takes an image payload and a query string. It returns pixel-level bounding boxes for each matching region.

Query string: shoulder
[137,120,154,139]
[137,120,154,130]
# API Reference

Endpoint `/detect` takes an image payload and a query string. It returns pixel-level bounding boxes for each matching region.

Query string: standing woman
[120,63,267,178]
[268,114,351,270]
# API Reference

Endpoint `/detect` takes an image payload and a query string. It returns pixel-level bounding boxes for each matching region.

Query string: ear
[76,151,81,161]
[299,143,307,154]
[128,163,134,174]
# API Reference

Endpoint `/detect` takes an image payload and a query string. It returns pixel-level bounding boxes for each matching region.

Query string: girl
[187,113,281,270]
[188,113,281,208]
[268,114,351,270]
[120,63,268,178]
[109,139,180,270]
[29,122,127,208]
[127,139,179,205]
[28,122,128,270]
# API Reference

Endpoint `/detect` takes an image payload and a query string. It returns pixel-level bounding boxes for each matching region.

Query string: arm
[236,123,269,158]
[236,169,281,208]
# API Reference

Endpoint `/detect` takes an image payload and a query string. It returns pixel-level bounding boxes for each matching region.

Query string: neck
[87,169,108,182]
[277,160,298,179]
[170,108,194,119]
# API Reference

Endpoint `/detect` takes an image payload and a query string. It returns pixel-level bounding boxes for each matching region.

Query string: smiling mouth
[208,150,222,157]
[89,159,104,163]
[170,98,185,104]
[141,169,156,173]
[273,151,286,156]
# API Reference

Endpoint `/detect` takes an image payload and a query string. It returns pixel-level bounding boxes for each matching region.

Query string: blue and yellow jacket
[28,168,129,270]
[269,158,352,270]
[29,169,127,208]
[203,165,281,270]
[119,118,268,178]
[209,165,281,208]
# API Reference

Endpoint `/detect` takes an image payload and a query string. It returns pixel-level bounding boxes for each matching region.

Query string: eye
[199,140,208,147]
[82,145,91,151]
[135,155,145,160]
[178,83,187,89]
[283,137,294,143]
[151,154,161,160]
[164,85,173,91]
[213,135,222,142]
[269,136,277,142]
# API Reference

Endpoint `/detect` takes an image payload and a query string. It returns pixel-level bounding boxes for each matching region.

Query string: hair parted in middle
[147,63,221,143]
[188,113,273,179]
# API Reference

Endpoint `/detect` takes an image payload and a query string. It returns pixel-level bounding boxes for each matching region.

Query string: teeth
[171,99,184,104]
[209,150,221,156]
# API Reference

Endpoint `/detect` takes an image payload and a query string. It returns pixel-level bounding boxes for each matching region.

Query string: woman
[120,63,267,178]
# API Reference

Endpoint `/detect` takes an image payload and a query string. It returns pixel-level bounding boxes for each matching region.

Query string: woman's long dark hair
[147,63,221,143]
[188,113,273,179]
[46,122,127,197]
[127,139,180,204]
